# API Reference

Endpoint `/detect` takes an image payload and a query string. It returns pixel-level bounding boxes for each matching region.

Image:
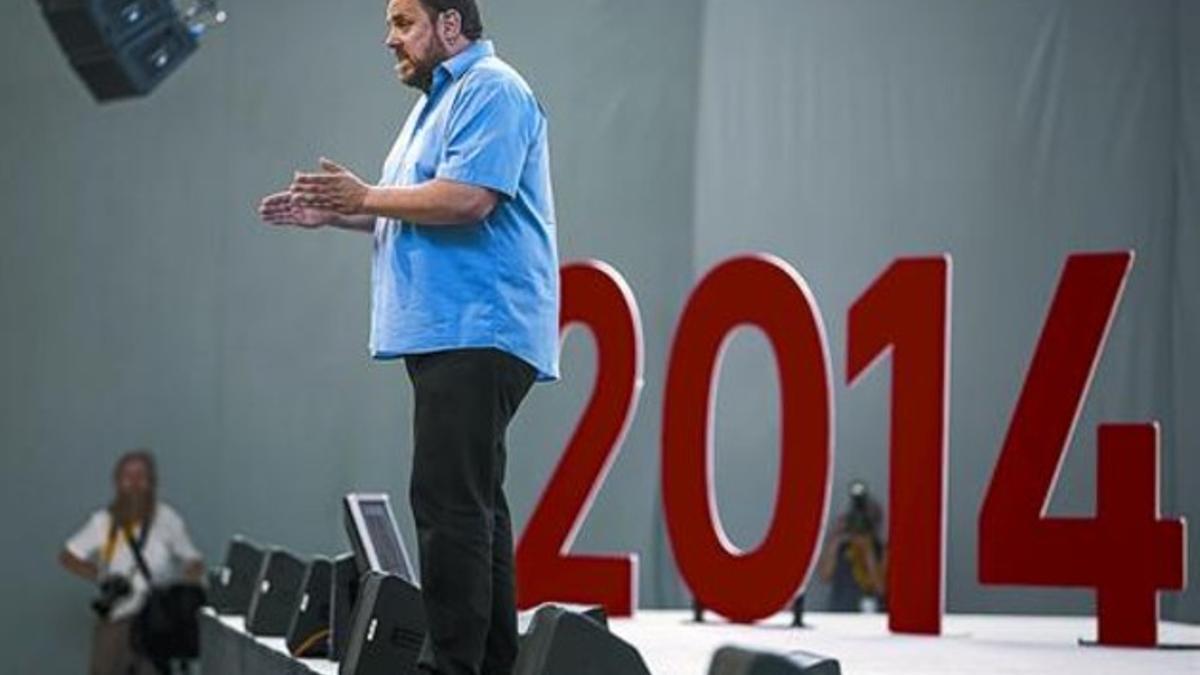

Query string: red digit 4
[515,261,644,616]
[847,257,951,635]
[978,252,1187,646]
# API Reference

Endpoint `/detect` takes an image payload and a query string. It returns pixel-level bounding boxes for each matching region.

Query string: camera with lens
[845,481,874,534]
[92,575,133,619]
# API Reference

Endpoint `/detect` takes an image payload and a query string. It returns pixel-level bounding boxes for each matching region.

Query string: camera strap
[121,512,156,585]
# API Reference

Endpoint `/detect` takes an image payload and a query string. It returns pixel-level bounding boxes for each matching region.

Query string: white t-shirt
[65,502,202,621]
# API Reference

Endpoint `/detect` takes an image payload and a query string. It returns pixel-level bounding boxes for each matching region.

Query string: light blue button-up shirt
[370,40,560,382]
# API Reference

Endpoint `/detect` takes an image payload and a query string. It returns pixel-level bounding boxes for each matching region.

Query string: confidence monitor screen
[342,493,415,583]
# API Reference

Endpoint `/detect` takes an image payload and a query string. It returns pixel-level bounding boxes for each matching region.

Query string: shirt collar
[437,39,495,84]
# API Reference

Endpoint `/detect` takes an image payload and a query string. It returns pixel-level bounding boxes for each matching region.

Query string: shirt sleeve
[65,512,105,561]
[163,508,202,563]
[436,76,535,199]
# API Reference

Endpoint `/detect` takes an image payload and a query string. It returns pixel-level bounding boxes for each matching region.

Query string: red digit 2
[515,260,644,616]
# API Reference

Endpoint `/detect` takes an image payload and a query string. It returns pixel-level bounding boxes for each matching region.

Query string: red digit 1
[979,252,1187,647]
[847,256,950,635]
[662,254,834,623]
[516,261,644,616]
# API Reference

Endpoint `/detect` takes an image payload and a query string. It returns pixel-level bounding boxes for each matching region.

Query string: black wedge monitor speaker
[37,0,198,101]
[339,571,427,675]
[245,548,307,637]
[517,604,608,650]
[707,646,842,675]
[513,604,652,675]
[330,552,361,661]
[287,556,336,658]
[209,536,265,615]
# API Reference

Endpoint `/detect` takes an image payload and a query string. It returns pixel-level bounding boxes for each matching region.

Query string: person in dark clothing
[818,480,887,612]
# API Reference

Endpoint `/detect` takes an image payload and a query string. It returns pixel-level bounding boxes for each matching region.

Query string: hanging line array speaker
[38,0,199,101]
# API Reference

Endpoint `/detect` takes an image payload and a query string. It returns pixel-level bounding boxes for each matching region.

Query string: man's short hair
[419,0,484,40]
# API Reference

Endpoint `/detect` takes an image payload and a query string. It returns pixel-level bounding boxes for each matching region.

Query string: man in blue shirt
[258,1,559,673]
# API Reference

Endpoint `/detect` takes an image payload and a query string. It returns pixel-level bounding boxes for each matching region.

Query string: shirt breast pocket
[398,133,436,184]
[412,143,439,183]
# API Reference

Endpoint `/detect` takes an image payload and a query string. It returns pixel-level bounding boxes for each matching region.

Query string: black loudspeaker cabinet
[72,18,196,101]
[330,553,360,661]
[577,605,608,629]
[209,536,265,615]
[339,572,426,675]
[287,556,336,658]
[245,548,307,637]
[517,604,608,651]
[707,646,842,675]
[513,605,651,675]
[38,0,197,101]
[39,0,176,57]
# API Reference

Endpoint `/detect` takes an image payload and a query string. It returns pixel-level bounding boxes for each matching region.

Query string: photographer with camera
[818,480,888,613]
[59,450,204,675]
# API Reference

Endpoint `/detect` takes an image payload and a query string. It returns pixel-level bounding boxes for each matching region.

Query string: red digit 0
[978,252,1187,646]
[516,261,644,616]
[662,254,834,623]
[847,256,951,635]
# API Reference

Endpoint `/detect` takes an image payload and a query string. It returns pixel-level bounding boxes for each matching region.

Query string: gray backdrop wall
[0,0,1193,672]
[693,0,1199,621]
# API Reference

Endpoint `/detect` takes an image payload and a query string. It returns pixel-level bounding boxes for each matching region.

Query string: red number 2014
[515,252,1186,647]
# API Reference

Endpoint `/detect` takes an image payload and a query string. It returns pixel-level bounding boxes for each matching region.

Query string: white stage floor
[209,610,1200,674]
[611,611,1200,675]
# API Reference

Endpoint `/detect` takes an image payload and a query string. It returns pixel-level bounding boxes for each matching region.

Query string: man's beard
[402,43,449,93]
[406,64,435,93]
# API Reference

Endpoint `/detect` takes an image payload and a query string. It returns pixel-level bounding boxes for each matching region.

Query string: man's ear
[439,9,463,45]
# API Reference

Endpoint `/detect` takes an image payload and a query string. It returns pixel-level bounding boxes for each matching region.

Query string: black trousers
[405,348,536,675]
